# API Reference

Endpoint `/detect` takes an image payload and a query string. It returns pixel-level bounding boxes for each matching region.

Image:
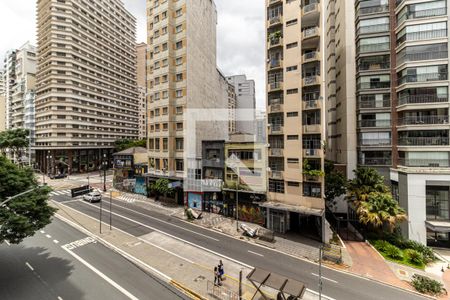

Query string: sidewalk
[51,200,325,300]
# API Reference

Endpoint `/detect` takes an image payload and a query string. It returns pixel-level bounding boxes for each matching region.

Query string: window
[287,135,298,140]
[176,138,184,150]
[176,123,183,131]
[176,73,183,81]
[286,42,298,49]
[162,43,168,51]
[176,25,182,33]
[286,65,298,72]
[269,180,285,193]
[287,181,300,187]
[161,26,167,35]
[287,158,299,164]
[176,106,183,114]
[162,91,168,99]
[162,107,168,115]
[175,57,183,65]
[358,36,390,53]
[163,138,168,151]
[176,9,182,17]
[426,186,449,220]
[175,41,183,49]
[287,89,298,94]
[176,90,183,98]
[286,19,297,26]
[287,112,298,117]
[176,159,184,171]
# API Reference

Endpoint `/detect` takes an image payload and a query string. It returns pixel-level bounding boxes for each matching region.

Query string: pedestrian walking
[214,266,219,286]
[218,260,224,281]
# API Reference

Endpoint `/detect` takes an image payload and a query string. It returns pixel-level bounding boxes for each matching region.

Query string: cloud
[0,0,265,109]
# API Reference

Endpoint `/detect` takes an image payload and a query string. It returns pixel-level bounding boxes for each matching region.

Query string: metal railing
[398,115,449,126]
[269,148,284,156]
[357,81,390,90]
[207,280,239,300]
[398,137,449,146]
[398,158,450,168]
[358,119,391,128]
[358,157,392,165]
[303,27,318,38]
[398,7,447,24]
[358,99,390,109]
[358,61,390,71]
[358,5,389,16]
[359,139,391,146]
[397,50,448,65]
[269,103,283,113]
[357,24,390,35]
[303,75,319,85]
[303,92,320,101]
[398,72,448,85]
[269,15,282,25]
[268,59,282,69]
[303,3,318,14]
[303,51,318,61]
[397,29,447,45]
[269,124,283,133]
[269,81,283,91]
[304,99,320,108]
[357,42,390,53]
[269,37,282,47]
[270,170,284,180]
[398,94,448,105]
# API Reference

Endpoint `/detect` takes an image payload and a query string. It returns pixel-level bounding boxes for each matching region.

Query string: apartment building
[137,42,148,140]
[325,1,357,179]
[355,0,450,247]
[226,75,256,135]
[2,50,16,130]
[0,70,5,132]
[35,0,139,175]
[146,0,229,199]
[265,0,327,240]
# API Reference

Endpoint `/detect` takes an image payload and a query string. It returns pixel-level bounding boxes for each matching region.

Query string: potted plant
[303,159,324,181]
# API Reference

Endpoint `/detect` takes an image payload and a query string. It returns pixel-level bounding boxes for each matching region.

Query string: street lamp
[0,186,44,208]
[46,151,52,177]
[102,153,107,192]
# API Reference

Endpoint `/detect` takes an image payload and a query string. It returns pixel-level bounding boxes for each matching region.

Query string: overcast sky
[0,0,265,109]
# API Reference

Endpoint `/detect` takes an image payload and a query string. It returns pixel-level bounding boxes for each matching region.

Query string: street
[0,217,188,300]
[50,189,427,300]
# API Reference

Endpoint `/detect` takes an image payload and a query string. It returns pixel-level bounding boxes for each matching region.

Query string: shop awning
[247,267,306,300]
[259,201,324,216]
[426,220,450,233]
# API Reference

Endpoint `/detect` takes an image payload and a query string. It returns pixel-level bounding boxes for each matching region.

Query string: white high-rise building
[226,75,256,135]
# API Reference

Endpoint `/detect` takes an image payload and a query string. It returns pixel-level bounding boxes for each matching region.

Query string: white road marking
[110,202,219,241]
[247,250,264,257]
[137,237,195,264]
[45,234,52,239]
[5,240,10,246]
[40,230,45,234]
[25,262,34,271]
[61,245,139,300]
[53,240,59,244]
[62,237,96,250]
[57,297,63,300]
[311,272,338,284]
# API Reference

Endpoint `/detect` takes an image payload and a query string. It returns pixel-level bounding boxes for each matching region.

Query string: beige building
[0,70,5,132]
[35,0,139,174]
[137,42,147,140]
[265,0,326,239]
[146,0,229,192]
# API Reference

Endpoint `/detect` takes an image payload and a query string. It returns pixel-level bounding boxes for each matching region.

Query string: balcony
[357,81,390,90]
[269,148,284,157]
[398,73,448,85]
[302,99,322,110]
[268,15,283,27]
[397,7,447,25]
[268,81,283,92]
[268,124,284,134]
[302,2,320,16]
[357,5,389,17]
[268,103,284,113]
[269,170,284,180]
[268,37,283,48]
[396,50,448,66]
[398,115,449,126]
[358,157,392,166]
[358,99,390,109]
[398,94,449,105]
[303,51,319,63]
[359,139,391,146]
[357,42,390,54]
[357,24,390,35]
[302,27,319,40]
[303,75,320,86]
[268,59,283,70]
[358,119,391,128]
[398,137,449,146]
[268,0,282,6]
[398,158,450,168]
[303,124,321,133]
[397,29,447,45]
[303,148,322,157]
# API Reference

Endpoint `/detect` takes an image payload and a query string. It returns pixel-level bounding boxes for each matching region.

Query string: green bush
[373,240,391,252]
[385,244,403,260]
[385,234,436,263]
[404,249,424,266]
[411,274,445,295]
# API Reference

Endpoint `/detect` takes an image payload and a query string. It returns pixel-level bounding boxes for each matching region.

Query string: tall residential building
[146,0,229,198]
[355,0,450,247]
[35,0,139,174]
[265,0,327,240]
[226,75,256,135]
[0,70,5,131]
[137,42,148,140]
[325,0,357,178]
[2,50,17,130]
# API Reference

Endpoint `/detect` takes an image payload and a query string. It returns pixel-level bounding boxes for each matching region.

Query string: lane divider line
[311,273,338,284]
[45,234,52,239]
[25,262,34,271]
[247,250,264,257]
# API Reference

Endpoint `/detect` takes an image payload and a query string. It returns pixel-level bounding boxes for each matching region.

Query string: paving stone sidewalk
[51,200,324,300]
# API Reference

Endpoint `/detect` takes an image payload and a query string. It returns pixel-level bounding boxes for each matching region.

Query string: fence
[207,280,239,300]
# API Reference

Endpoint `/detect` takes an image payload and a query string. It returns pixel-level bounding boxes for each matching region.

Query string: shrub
[385,244,403,260]
[385,234,436,263]
[411,274,445,295]
[405,249,424,266]
[373,240,392,252]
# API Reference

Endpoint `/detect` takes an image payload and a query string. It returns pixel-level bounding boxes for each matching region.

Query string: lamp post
[46,151,52,177]
[102,153,107,192]
[1,186,44,208]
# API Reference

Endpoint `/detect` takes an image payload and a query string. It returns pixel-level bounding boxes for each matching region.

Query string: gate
[207,280,239,300]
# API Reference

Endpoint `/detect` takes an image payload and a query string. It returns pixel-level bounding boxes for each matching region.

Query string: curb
[170,280,207,300]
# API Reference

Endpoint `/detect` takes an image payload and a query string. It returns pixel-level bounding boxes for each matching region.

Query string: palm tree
[357,192,407,232]
[347,167,389,205]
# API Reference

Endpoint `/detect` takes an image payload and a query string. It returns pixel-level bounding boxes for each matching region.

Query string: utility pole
[103,153,107,192]
[236,171,239,231]
[238,269,242,300]
[99,198,103,234]
[109,190,112,230]
[319,245,323,300]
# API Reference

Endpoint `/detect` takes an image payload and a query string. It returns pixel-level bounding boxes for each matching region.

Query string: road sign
[71,185,92,198]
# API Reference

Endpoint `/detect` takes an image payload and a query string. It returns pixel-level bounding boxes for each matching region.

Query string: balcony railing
[303,124,321,133]
[358,157,392,166]
[359,99,391,109]
[397,51,448,66]
[268,59,283,69]
[358,119,391,128]
[357,42,390,53]
[357,24,390,35]
[303,99,321,109]
[398,137,449,146]
[357,81,390,90]
[303,51,319,62]
[398,7,447,24]
[358,61,390,72]
[269,81,283,91]
[398,94,449,105]
[269,148,284,157]
[268,124,284,134]
[359,139,391,146]
[269,15,282,25]
[398,115,449,126]
[269,37,283,47]
[397,29,447,45]
[303,75,320,86]
[302,27,318,39]
[398,158,450,168]
[269,103,284,113]
[357,5,389,17]
[303,2,318,14]
[270,170,284,180]
[303,148,321,157]
[398,72,448,85]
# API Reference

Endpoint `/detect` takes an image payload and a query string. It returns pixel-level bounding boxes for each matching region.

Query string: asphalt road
[52,193,427,300]
[0,217,187,300]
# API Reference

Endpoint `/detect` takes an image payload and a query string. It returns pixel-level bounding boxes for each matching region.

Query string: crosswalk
[116,194,147,203]
[49,189,72,197]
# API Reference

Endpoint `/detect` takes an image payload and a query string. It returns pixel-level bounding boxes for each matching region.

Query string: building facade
[146,0,229,191]
[137,42,148,140]
[35,0,139,175]
[354,0,450,247]
[265,0,326,240]
[0,70,5,132]
[226,75,256,135]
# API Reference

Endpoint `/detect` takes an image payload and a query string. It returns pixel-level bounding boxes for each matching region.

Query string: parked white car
[83,190,102,203]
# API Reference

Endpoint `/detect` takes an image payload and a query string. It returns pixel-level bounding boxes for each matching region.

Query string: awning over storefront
[426,220,450,233]
[259,201,324,216]
[247,267,306,300]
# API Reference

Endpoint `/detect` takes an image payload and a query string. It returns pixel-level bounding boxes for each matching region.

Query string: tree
[347,167,389,205]
[150,178,175,198]
[325,161,346,208]
[0,128,30,160]
[356,192,407,232]
[0,156,56,244]
[114,139,146,152]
